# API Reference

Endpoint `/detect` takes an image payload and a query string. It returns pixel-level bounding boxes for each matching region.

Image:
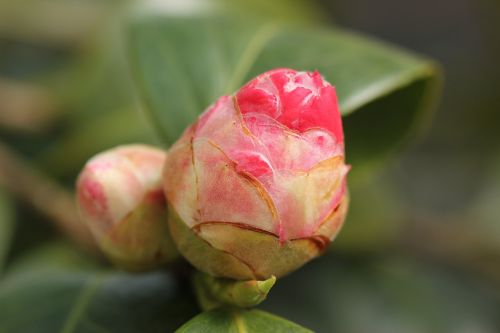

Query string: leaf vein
[59,275,103,333]
[232,311,248,333]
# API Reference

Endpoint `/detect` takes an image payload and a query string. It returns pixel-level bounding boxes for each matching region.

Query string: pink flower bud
[165,69,349,280]
[77,144,177,271]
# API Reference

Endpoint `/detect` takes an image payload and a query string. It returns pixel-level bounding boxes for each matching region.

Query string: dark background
[0,0,499,332]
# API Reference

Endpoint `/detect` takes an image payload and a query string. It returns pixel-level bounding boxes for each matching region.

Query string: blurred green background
[0,0,499,332]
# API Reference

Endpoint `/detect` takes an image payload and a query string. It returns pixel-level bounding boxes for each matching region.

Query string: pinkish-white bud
[164,68,349,280]
[76,144,177,271]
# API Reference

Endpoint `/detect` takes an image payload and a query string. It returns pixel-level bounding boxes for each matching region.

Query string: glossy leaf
[177,308,312,333]
[0,270,196,333]
[128,16,439,170]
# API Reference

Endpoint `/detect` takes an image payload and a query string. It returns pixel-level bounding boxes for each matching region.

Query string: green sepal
[193,271,276,310]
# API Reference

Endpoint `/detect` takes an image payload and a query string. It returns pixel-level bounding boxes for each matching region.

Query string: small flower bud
[164,69,349,280]
[77,144,177,271]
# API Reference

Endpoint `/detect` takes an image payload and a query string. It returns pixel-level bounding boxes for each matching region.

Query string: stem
[0,141,97,252]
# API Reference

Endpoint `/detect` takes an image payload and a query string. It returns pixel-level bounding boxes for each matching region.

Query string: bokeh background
[0,0,499,332]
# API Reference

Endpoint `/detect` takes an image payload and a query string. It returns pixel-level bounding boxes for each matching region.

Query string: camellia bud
[165,68,349,280]
[77,144,178,271]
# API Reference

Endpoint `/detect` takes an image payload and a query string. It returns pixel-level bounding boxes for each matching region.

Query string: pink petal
[236,68,344,143]
[193,139,278,234]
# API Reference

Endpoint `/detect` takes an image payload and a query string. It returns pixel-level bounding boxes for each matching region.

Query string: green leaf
[0,189,15,273]
[0,270,196,333]
[177,308,312,333]
[128,16,440,170]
